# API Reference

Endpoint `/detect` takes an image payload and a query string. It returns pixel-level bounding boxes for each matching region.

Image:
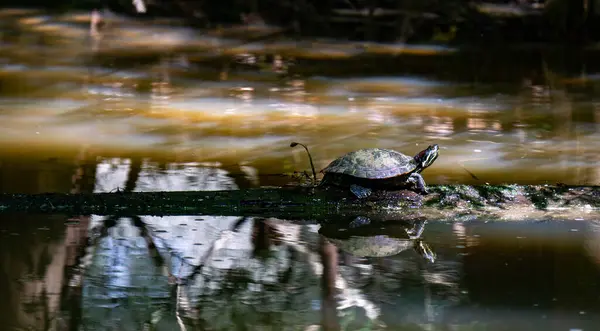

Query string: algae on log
[0,185,599,221]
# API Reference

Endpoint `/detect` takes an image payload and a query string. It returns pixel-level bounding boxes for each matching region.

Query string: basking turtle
[319,217,436,262]
[291,142,439,198]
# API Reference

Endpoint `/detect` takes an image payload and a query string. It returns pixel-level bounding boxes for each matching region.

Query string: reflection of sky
[88,158,383,321]
[91,158,252,276]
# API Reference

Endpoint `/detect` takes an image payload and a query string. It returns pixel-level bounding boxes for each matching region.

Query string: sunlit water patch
[0,8,43,18]
[327,76,451,98]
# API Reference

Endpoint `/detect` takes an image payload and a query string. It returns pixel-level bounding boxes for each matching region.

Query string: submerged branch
[0,185,599,222]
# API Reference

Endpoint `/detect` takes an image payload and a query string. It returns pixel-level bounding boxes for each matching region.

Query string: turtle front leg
[408,173,428,194]
[405,220,426,239]
[350,184,372,198]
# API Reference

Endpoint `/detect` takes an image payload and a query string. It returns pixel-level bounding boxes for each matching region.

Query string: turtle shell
[319,220,425,258]
[325,235,413,257]
[322,148,416,179]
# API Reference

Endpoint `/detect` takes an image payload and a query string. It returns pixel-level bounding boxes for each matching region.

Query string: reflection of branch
[319,236,341,331]
[133,0,147,13]
[57,215,120,330]
[175,283,187,331]
[418,250,434,327]
[132,216,169,269]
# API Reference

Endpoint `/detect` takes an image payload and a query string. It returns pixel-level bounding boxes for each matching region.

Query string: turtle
[290,142,439,198]
[319,217,436,262]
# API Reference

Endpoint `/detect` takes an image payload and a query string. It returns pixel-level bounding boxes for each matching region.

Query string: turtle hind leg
[415,240,436,263]
[317,176,327,187]
[408,173,428,194]
[348,216,371,228]
[350,184,372,198]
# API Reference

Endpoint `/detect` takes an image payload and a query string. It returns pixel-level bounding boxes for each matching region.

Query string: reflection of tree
[67,159,321,329]
[251,217,283,257]
[59,210,468,330]
[0,147,97,330]
[0,214,69,330]
[184,220,322,330]
[319,236,341,331]
[123,157,142,192]
[48,155,466,330]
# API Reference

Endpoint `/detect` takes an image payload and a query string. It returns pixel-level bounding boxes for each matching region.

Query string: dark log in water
[0,185,598,221]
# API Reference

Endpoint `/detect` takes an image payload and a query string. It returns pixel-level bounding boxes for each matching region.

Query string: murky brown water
[1,7,600,331]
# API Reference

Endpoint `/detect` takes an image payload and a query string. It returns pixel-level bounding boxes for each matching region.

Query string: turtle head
[414,144,439,170]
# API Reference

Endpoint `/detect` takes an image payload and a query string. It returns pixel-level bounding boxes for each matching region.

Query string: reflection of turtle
[319,217,435,262]
[290,142,439,198]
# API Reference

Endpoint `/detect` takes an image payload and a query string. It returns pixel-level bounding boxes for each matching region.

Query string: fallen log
[0,184,599,222]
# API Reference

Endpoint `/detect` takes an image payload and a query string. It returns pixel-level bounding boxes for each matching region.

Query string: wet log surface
[1,184,599,222]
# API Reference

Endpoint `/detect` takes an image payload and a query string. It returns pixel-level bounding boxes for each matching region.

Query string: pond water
[1,7,600,331]
[3,213,600,330]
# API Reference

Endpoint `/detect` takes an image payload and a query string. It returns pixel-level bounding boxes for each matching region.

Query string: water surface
[3,211,600,330]
[1,7,600,331]
[1,8,600,188]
